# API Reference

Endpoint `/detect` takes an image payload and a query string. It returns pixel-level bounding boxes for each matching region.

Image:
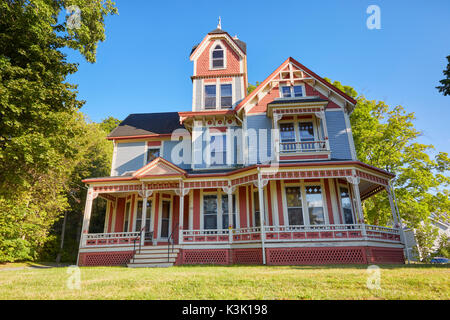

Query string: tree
[325,79,449,229]
[436,55,450,96]
[414,222,440,262]
[0,1,117,262]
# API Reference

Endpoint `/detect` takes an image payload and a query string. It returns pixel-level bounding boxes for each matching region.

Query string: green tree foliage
[247,81,261,95]
[325,79,450,228]
[436,55,450,96]
[0,0,117,262]
[413,222,440,262]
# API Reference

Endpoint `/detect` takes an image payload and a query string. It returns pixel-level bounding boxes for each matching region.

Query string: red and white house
[77,24,406,267]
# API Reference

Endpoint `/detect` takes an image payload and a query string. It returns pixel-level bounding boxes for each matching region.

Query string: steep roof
[190,28,247,57]
[108,112,185,138]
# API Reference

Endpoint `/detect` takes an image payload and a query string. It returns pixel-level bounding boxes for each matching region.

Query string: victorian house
[77,24,406,267]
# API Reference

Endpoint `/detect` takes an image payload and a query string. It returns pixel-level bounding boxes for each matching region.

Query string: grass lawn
[0,263,448,300]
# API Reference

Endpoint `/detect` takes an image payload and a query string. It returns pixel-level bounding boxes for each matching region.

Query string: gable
[195,39,241,76]
[236,57,357,115]
[133,157,186,179]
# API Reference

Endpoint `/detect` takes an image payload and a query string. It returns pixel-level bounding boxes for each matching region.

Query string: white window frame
[200,189,239,230]
[209,41,227,70]
[203,82,233,110]
[158,194,173,240]
[144,145,162,165]
[282,180,329,226]
[133,196,154,232]
[279,84,306,98]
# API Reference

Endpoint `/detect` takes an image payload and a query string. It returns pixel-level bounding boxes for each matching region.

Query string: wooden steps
[127,245,180,268]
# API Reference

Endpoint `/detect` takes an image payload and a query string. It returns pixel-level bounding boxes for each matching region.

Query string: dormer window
[211,44,225,69]
[281,85,304,98]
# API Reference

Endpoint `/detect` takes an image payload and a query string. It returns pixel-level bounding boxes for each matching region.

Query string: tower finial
[217,16,222,29]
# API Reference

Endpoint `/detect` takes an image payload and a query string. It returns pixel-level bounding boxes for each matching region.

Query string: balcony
[280,140,328,153]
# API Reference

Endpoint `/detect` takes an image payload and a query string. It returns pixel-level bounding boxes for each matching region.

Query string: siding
[246,114,273,164]
[325,111,352,160]
[114,142,145,176]
[163,140,191,170]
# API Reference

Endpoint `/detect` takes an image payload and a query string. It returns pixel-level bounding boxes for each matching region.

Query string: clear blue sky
[66,0,450,156]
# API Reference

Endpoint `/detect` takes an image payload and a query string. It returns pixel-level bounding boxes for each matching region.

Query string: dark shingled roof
[108,112,185,137]
[190,29,247,56]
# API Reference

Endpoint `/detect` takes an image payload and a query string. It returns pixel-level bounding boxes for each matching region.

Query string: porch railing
[82,232,141,247]
[280,140,328,153]
[81,224,401,248]
[179,224,401,244]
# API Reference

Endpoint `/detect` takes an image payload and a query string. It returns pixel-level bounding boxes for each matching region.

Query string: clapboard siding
[246,114,273,164]
[326,111,352,160]
[114,142,145,176]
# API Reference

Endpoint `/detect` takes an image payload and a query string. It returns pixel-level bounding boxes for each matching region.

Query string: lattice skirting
[366,247,404,264]
[266,247,367,265]
[232,248,263,264]
[181,249,229,265]
[78,251,134,266]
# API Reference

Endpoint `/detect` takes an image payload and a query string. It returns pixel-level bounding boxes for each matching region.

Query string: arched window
[211,44,224,69]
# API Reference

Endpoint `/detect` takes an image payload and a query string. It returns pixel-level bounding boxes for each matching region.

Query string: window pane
[288,208,304,225]
[220,84,232,108]
[210,135,226,165]
[124,202,131,231]
[293,86,303,97]
[299,122,315,150]
[281,86,291,98]
[147,148,160,163]
[203,195,217,229]
[135,200,152,232]
[286,187,302,207]
[212,50,223,59]
[279,123,296,152]
[306,185,325,225]
[205,85,216,109]
[212,58,224,68]
[340,187,354,224]
[286,187,303,226]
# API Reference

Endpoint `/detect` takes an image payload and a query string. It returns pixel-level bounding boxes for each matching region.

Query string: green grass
[0,264,448,299]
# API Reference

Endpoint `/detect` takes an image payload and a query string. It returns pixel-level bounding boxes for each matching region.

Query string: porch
[78,162,406,266]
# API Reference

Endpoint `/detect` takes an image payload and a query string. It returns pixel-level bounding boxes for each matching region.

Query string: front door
[160,200,171,239]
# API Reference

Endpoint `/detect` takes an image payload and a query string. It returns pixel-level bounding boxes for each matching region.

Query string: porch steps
[127,245,180,268]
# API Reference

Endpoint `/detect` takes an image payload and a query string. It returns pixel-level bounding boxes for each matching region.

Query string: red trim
[114,198,125,232]
[248,185,253,227]
[107,202,114,233]
[173,196,180,244]
[147,141,161,147]
[267,182,273,226]
[129,194,135,232]
[208,126,228,132]
[183,193,190,230]
[323,179,334,224]
[107,134,172,141]
[276,181,284,225]
[193,189,201,229]
[280,154,329,161]
[153,193,160,239]
[334,178,343,224]
[238,186,247,228]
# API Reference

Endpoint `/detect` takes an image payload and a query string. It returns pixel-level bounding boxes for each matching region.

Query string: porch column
[347,174,367,238]
[387,182,411,262]
[256,170,267,265]
[81,187,96,241]
[176,186,189,245]
[227,186,234,243]
[138,189,153,247]
[77,186,96,265]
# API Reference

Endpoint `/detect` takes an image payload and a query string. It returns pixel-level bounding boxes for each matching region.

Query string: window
[146,147,160,164]
[210,133,226,166]
[286,187,304,225]
[160,200,170,238]
[204,84,233,109]
[204,85,216,109]
[305,185,325,225]
[203,195,218,229]
[220,84,232,108]
[340,187,354,224]
[280,85,304,98]
[280,123,296,152]
[221,194,236,228]
[123,201,131,232]
[212,45,224,68]
[135,199,152,232]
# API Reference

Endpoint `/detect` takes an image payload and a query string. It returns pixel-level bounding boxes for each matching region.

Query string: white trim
[158,194,173,240]
[209,40,227,70]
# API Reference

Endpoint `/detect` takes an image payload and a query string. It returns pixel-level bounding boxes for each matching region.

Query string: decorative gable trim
[190,33,245,62]
[236,57,357,114]
[133,157,186,179]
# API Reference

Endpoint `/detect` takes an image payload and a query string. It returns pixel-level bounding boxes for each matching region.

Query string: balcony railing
[280,140,328,153]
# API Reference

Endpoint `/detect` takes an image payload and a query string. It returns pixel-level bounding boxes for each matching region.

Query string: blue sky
[66,0,450,155]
